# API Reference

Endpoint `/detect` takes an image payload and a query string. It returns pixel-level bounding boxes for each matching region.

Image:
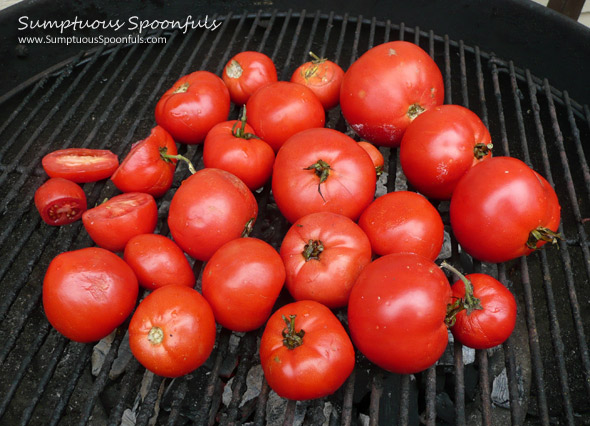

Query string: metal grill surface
[0,10,589,426]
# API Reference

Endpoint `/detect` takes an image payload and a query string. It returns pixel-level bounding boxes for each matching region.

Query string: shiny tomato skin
[400,105,492,200]
[34,177,87,226]
[111,126,178,198]
[222,51,277,105]
[260,300,355,401]
[123,234,195,290]
[128,285,217,378]
[82,192,158,252]
[43,247,139,343]
[155,71,230,144]
[290,58,344,110]
[358,141,384,176]
[450,273,517,349]
[201,237,285,332]
[358,191,444,260]
[450,157,561,263]
[340,41,444,147]
[203,120,275,190]
[348,253,452,374]
[280,212,372,308]
[42,148,119,183]
[246,81,325,152]
[168,168,258,261]
[272,128,376,223]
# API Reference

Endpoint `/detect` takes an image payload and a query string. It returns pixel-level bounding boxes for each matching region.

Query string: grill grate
[0,10,589,426]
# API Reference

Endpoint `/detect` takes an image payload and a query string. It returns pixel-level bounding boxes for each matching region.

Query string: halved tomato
[42,148,119,183]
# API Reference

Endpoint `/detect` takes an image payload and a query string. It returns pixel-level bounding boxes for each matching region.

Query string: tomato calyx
[303,52,327,79]
[231,106,259,140]
[375,165,384,177]
[148,326,165,345]
[173,82,190,94]
[526,226,562,250]
[241,218,255,237]
[440,261,483,327]
[282,314,305,350]
[302,239,324,261]
[304,159,331,201]
[159,147,196,174]
[407,103,426,120]
[474,143,494,160]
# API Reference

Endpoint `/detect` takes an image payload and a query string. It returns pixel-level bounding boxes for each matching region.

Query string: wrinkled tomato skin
[260,300,355,401]
[202,238,285,332]
[246,81,325,152]
[358,191,444,260]
[450,273,517,349]
[203,120,275,191]
[35,177,87,226]
[82,192,158,252]
[290,59,344,110]
[42,148,119,183]
[222,51,278,105]
[340,41,444,147]
[450,157,561,263]
[168,168,258,261]
[43,247,139,343]
[123,234,195,290]
[128,285,217,378]
[348,253,452,374]
[272,128,376,223]
[111,126,178,198]
[155,71,230,144]
[400,105,492,200]
[280,212,372,308]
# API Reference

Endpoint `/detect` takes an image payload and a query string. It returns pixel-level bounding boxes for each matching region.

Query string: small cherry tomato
[246,81,325,152]
[111,126,178,198]
[168,168,258,261]
[128,285,217,378]
[358,191,444,260]
[43,247,139,343]
[123,234,195,290]
[203,108,275,191]
[260,300,355,401]
[42,148,119,183]
[400,104,492,200]
[357,141,384,176]
[155,71,230,144]
[222,51,277,105]
[348,253,452,374]
[280,212,372,308]
[201,237,285,332]
[34,177,87,226]
[290,52,344,110]
[82,192,158,252]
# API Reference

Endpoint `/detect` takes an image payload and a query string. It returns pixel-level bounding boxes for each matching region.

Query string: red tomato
[450,157,561,263]
[272,128,376,223]
[123,234,195,290]
[447,270,517,349]
[358,191,444,260]
[260,300,355,400]
[43,247,138,343]
[201,238,285,332]
[42,148,119,183]
[246,81,325,152]
[290,53,344,110]
[111,126,178,198]
[280,212,371,308]
[82,192,158,252]
[168,168,258,261]
[203,111,275,191]
[34,177,87,226]
[347,253,452,374]
[340,41,444,147]
[155,71,230,144]
[400,105,492,200]
[358,141,384,176]
[128,285,217,378]
[222,51,277,105]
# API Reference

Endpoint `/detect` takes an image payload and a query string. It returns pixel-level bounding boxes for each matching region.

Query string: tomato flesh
[35,177,87,226]
[42,148,119,183]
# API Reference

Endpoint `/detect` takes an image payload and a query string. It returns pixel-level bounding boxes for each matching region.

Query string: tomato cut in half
[34,177,87,226]
[42,148,119,183]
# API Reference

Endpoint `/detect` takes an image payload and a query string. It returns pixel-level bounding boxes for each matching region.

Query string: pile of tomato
[35,41,561,401]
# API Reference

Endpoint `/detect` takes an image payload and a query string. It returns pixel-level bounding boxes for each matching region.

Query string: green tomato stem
[282,315,305,350]
[440,261,483,326]
[302,239,324,261]
[526,226,562,250]
[304,159,331,202]
[160,147,197,175]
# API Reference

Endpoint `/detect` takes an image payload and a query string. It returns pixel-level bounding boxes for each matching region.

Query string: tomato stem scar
[173,82,190,94]
[407,103,426,120]
[148,326,165,345]
[474,142,493,160]
[282,314,305,350]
